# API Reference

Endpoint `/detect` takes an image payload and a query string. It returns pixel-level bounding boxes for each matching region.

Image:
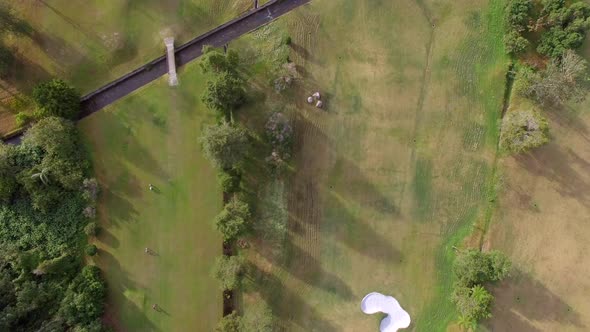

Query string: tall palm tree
[31,168,50,185]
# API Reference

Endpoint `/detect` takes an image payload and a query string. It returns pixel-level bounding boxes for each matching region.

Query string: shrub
[32,79,81,120]
[215,197,251,242]
[84,222,98,237]
[500,106,550,154]
[83,206,97,219]
[200,121,249,170]
[85,244,98,256]
[216,311,242,332]
[212,255,245,290]
[282,34,292,45]
[15,112,31,127]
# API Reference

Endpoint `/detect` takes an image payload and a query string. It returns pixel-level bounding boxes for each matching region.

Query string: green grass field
[0,0,255,136]
[240,0,509,331]
[78,61,222,331]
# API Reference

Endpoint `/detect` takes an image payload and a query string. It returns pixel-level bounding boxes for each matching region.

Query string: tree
[453,249,511,287]
[217,169,241,194]
[200,122,249,170]
[0,143,18,203]
[504,30,529,55]
[519,50,588,105]
[451,285,494,323]
[500,106,550,154]
[242,302,276,332]
[215,197,251,242]
[212,255,245,291]
[85,244,98,256]
[216,311,242,332]
[202,72,246,118]
[32,79,81,120]
[200,47,240,75]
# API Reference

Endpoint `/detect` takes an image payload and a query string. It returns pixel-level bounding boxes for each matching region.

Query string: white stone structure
[361,292,411,332]
[164,37,178,86]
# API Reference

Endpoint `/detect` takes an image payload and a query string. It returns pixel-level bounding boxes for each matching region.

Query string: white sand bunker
[361,292,411,332]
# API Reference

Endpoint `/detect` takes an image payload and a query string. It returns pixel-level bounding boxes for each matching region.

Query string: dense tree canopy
[453,249,511,287]
[200,47,240,75]
[538,1,590,58]
[202,72,246,118]
[212,255,245,291]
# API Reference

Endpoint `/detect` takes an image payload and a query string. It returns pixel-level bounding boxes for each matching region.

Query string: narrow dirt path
[4,0,311,144]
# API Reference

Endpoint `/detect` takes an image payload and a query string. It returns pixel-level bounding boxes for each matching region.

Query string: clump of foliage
[59,265,106,327]
[200,121,250,170]
[85,244,98,256]
[215,197,251,242]
[265,112,293,173]
[500,106,550,154]
[32,79,81,120]
[516,50,588,105]
[451,249,511,328]
[212,255,245,291]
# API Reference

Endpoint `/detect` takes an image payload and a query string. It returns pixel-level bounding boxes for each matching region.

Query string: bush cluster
[265,112,293,173]
[451,249,511,328]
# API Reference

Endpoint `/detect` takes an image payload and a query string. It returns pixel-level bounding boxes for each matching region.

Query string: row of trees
[500,0,590,155]
[198,47,279,332]
[451,249,511,330]
[0,76,107,331]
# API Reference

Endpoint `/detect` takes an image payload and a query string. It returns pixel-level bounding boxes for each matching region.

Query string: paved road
[5,0,310,144]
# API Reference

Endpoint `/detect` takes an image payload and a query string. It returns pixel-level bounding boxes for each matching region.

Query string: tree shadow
[99,186,139,227]
[516,142,590,208]
[97,227,120,249]
[245,263,338,332]
[486,269,584,331]
[96,249,158,332]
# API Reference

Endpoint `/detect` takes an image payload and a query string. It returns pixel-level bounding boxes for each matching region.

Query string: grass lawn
[0,0,255,136]
[78,60,222,331]
[239,0,509,331]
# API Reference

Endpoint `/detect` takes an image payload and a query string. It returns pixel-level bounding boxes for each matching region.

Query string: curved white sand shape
[361,292,411,332]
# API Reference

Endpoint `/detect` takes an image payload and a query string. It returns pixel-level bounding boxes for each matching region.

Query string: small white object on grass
[361,292,411,332]
[307,96,314,104]
[315,100,323,108]
[149,184,154,191]
[312,91,321,100]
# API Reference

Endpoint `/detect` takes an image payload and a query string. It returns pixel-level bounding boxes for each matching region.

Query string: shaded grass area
[238,0,508,331]
[0,0,255,136]
[78,61,222,331]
